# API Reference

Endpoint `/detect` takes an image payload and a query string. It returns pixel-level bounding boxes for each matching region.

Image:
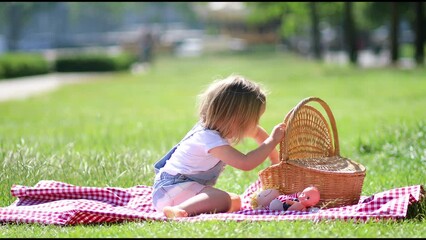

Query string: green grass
[1,50,426,237]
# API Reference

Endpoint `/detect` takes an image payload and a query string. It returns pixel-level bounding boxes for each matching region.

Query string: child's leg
[163,186,240,218]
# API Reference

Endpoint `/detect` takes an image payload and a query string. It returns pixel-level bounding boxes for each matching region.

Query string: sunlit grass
[1,51,425,237]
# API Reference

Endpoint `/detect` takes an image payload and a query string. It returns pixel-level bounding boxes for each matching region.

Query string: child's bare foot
[163,206,188,218]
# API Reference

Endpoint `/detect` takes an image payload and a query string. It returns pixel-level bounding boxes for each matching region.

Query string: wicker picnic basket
[258,97,366,208]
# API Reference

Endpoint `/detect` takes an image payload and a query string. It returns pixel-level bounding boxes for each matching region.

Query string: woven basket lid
[288,156,366,173]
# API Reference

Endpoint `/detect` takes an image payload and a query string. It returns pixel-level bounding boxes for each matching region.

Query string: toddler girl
[152,74,286,218]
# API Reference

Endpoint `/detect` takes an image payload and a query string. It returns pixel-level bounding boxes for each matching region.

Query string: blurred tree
[343,2,357,65]
[247,2,309,38]
[360,2,412,28]
[246,2,344,58]
[309,2,321,60]
[361,2,416,65]
[173,2,201,28]
[138,2,199,27]
[414,2,424,66]
[246,2,312,54]
[390,2,399,65]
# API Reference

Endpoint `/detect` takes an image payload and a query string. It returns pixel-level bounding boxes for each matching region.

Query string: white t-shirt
[158,125,230,177]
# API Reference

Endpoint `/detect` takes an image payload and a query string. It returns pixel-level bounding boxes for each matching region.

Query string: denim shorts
[152,171,206,212]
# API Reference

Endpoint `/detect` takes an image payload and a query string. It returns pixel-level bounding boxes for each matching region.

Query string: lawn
[0,50,425,237]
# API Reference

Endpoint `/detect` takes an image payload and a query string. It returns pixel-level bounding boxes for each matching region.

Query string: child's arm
[209,123,286,171]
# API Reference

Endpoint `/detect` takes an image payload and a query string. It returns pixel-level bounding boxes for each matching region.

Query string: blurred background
[0,2,424,72]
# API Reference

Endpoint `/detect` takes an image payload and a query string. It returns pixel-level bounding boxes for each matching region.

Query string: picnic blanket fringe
[0,180,424,225]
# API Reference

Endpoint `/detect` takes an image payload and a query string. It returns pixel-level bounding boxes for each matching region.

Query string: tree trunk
[390,2,399,65]
[344,2,357,65]
[414,2,424,65]
[310,2,322,60]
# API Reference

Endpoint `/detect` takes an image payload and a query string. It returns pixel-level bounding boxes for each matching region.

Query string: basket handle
[281,96,340,160]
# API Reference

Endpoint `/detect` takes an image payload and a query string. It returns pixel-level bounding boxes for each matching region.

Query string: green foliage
[54,53,136,72]
[0,53,50,79]
[246,2,286,25]
[172,2,200,26]
[246,2,420,41]
[247,2,344,37]
[318,2,343,22]
[247,2,310,36]
[361,2,416,29]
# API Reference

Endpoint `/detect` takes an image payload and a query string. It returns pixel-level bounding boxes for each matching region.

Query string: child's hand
[270,123,286,144]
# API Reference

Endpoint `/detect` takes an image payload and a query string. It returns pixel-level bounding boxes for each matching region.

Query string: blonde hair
[197,75,267,143]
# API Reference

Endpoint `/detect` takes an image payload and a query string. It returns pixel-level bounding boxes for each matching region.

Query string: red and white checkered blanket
[0,179,424,225]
